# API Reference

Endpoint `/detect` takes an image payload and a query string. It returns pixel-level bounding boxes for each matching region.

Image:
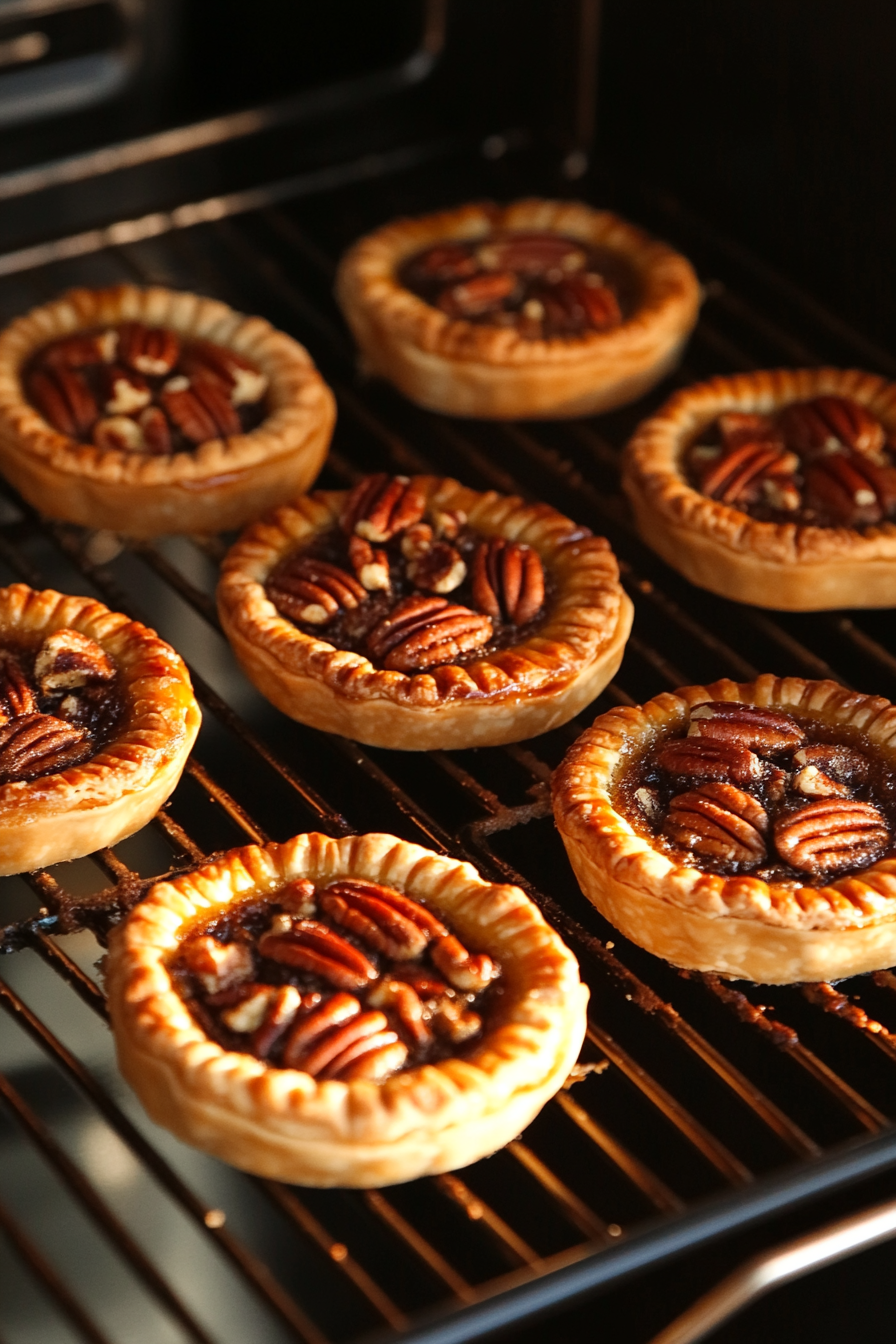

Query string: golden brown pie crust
[623,367,896,609]
[0,285,336,536]
[105,831,588,1187]
[216,475,633,750]
[336,199,701,419]
[0,583,200,874]
[553,675,896,983]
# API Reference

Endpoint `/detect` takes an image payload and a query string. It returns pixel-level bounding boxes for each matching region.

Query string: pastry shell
[0,285,336,537]
[552,674,896,984]
[105,831,589,1187]
[216,475,634,750]
[623,367,896,609]
[336,199,701,419]
[0,583,200,875]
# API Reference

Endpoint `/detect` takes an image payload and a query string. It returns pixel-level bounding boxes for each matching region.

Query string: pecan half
[804,450,896,526]
[117,322,180,377]
[341,474,426,543]
[291,1009,390,1077]
[258,918,378,991]
[251,985,304,1058]
[401,522,434,560]
[35,629,115,693]
[471,537,545,625]
[41,330,117,369]
[92,416,147,453]
[0,713,93,782]
[267,555,367,626]
[695,439,800,507]
[664,782,768,865]
[792,743,870,799]
[180,339,268,405]
[655,735,763,785]
[778,396,886,461]
[180,935,254,995]
[29,366,97,438]
[160,375,241,442]
[414,243,478,282]
[100,365,151,416]
[476,232,586,276]
[407,540,467,594]
[430,998,482,1045]
[320,883,430,960]
[138,405,173,454]
[774,798,889,875]
[366,595,492,672]
[689,701,806,754]
[348,535,391,592]
[368,978,432,1048]
[0,651,36,723]
[718,412,780,451]
[336,1037,408,1082]
[438,271,517,318]
[281,993,361,1069]
[550,273,622,330]
[431,934,499,993]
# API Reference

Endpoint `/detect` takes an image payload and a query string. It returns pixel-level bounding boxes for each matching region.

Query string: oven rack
[1,140,896,1344]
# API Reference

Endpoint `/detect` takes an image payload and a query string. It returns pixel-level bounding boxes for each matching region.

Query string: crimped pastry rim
[552,674,896,933]
[216,475,627,709]
[0,284,334,486]
[0,582,200,816]
[335,198,701,369]
[622,367,896,565]
[105,831,588,1149]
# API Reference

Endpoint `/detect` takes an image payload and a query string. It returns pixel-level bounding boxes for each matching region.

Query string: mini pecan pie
[217,473,633,750]
[105,831,587,1187]
[336,199,700,419]
[553,675,896,983]
[0,285,335,536]
[623,368,896,609]
[0,583,199,874]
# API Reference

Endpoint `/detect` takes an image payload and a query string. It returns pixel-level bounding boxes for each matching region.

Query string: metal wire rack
[1,139,896,1344]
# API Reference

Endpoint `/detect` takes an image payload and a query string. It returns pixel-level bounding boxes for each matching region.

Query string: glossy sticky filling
[615,700,896,883]
[24,322,269,455]
[685,396,896,530]
[399,231,637,338]
[169,877,503,1082]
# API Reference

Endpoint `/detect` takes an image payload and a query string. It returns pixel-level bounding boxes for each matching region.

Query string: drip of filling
[617,699,896,882]
[25,323,269,455]
[264,474,555,673]
[686,396,896,529]
[0,629,122,782]
[170,877,502,1081]
[399,231,635,339]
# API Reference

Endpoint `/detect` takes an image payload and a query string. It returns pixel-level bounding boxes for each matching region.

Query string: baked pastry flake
[0,285,336,536]
[105,831,588,1187]
[552,675,896,984]
[0,583,199,874]
[217,473,633,749]
[623,368,896,609]
[336,199,700,419]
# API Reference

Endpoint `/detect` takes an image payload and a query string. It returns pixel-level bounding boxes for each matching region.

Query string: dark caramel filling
[615,700,896,882]
[169,877,502,1081]
[25,323,269,455]
[265,474,555,674]
[400,231,636,339]
[686,397,896,530]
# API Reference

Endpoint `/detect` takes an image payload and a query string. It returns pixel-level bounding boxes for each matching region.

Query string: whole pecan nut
[29,366,97,438]
[655,735,763,784]
[117,322,180,377]
[407,540,467,594]
[471,537,545,625]
[778,396,886,461]
[341,474,426,543]
[267,555,367,626]
[366,594,492,672]
[663,782,768,865]
[180,339,268,405]
[258,918,378,991]
[0,713,93,783]
[689,701,806,754]
[774,798,889,875]
[0,650,36,723]
[34,629,116,693]
[348,535,391,592]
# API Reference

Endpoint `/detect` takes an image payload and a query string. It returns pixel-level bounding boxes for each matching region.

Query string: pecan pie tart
[0,583,199,874]
[217,473,633,749]
[623,368,896,609]
[105,831,587,1186]
[0,285,335,536]
[553,675,896,983]
[336,199,700,419]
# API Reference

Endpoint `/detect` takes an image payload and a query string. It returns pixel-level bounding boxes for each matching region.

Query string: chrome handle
[648,1195,896,1344]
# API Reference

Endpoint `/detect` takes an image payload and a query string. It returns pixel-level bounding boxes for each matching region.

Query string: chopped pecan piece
[160,375,241,442]
[281,992,361,1069]
[320,881,431,960]
[220,984,279,1034]
[656,735,763,784]
[438,271,517,318]
[0,713,93,782]
[431,508,466,540]
[93,416,147,453]
[277,878,316,917]
[35,629,115,693]
[117,322,180,377]
[366,594,492,672]
[664,782,768,866]
[804,450,896,526]
[41,330,117,369]
[471,537,545,625]
[267,555,367,626]
[100,365,151,416]
[431,934,499,993]
[689,701,806,754]
[774,798,889,875]
[180,339,268,405]
[430,997,482,1045]
[348,535,391,592]
[0,651,36,723]
[778,396,886,461]
[341,474,426,542]
[407,540,467,594]
[368,978,432,1048]
[401,522,435,560]
[28,366,97,438]
[476,232,587,276]
[258,918,378,991]
[791,743,870,799]
[180,935,254,996]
